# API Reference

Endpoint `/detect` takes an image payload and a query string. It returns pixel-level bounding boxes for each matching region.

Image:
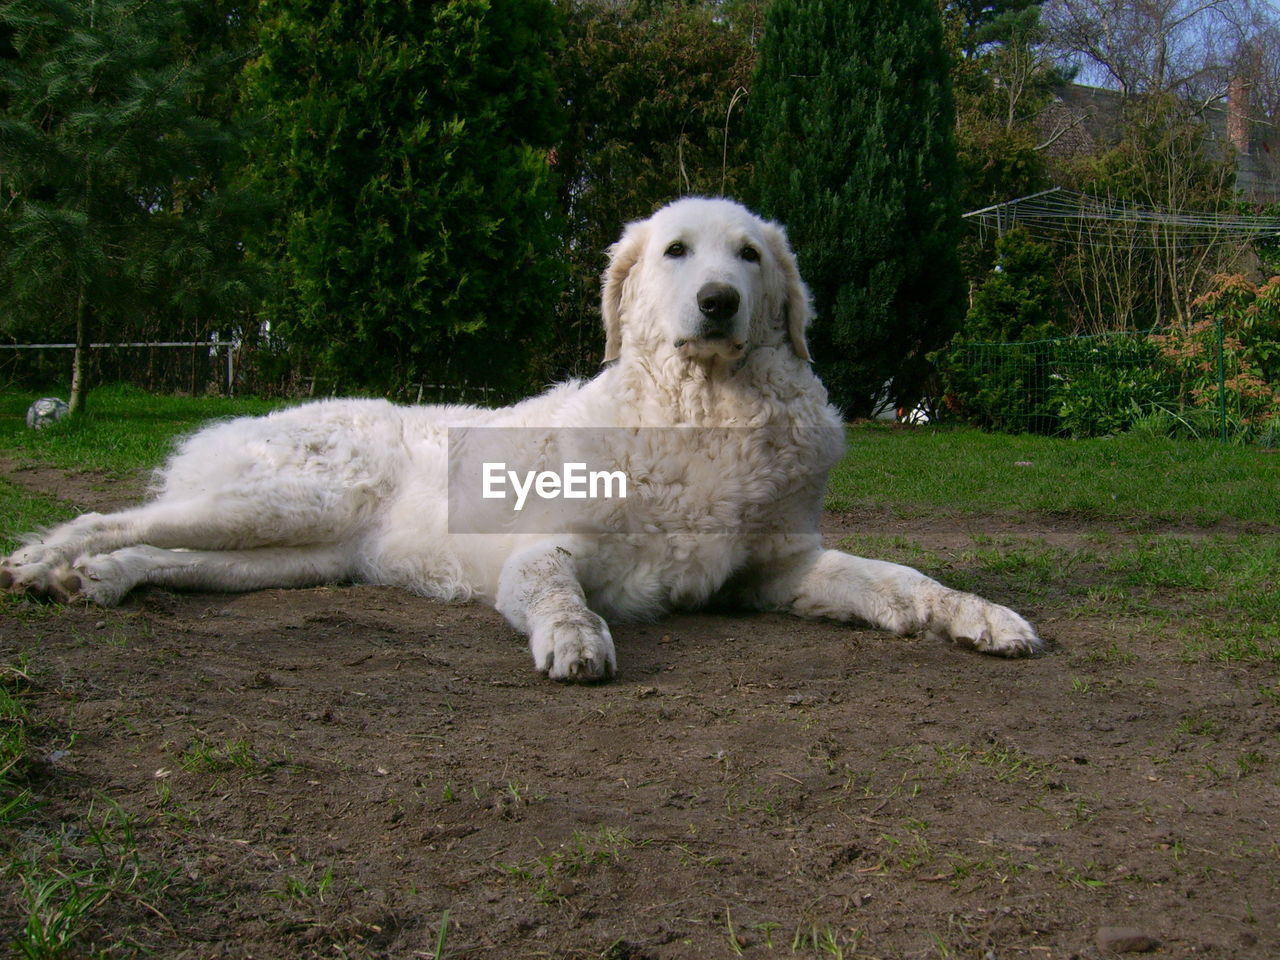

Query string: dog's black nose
[697,283,740,336]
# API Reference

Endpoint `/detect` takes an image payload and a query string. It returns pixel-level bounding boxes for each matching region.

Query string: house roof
[1036,84,1280,203]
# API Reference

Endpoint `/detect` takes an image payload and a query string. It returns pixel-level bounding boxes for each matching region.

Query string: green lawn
[0,384,285,479]
[827,424,1280,527]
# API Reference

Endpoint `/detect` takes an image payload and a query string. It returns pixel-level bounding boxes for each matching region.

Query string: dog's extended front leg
[496,539,616,682]
[760,548,1042,657]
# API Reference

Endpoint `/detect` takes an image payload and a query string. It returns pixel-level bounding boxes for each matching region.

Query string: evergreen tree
[0,0,261,412]
[943,0,1064,282]
[552,0,758,379]
[933,228,1064,432]
[945,0,1061,214]
[748,0,965,416]
[244,0,565,398]
[946,0,1044,58]
[962,228,1064,342]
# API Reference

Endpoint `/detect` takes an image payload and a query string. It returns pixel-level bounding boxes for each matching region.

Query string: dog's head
[601,198,812,366]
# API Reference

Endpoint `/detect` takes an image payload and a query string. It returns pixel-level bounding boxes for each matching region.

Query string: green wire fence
[949,318,1272,443]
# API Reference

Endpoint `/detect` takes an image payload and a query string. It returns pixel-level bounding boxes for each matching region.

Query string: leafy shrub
[1048,335,1173,438]
[936,339,1059,432]
[1149,274,1280,441]
[938,269,1280,443]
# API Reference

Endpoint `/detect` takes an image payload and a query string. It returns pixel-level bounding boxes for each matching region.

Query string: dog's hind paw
[1,553,132,607]
[1,559,85,604]
[530,611,617,682]
[6,542,51,567]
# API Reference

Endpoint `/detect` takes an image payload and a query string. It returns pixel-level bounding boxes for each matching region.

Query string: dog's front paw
[530,611,617,682]
[931,593,1042,657]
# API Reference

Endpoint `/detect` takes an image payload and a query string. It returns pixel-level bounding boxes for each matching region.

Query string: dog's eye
[740,245,760,263]
[664,241,687,258]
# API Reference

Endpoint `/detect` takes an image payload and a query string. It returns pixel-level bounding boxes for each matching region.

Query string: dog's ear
[601,219,650,364]
[762,221,813,362]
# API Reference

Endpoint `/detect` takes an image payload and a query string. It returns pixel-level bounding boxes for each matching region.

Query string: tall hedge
[243,0,565,397]
[748,0,965,416]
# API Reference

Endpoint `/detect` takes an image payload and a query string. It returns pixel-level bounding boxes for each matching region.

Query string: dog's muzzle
[695,282,740,340]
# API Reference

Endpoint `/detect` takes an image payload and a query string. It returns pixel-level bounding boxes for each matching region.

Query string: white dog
[1,198,1041,680]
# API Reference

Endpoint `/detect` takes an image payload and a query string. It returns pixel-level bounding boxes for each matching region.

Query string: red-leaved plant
[1149,275,1280,435]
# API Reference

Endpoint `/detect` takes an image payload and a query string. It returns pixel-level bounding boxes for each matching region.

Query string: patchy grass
[10,800,178,959]
[177,737,264,776]
[0,663,182,958]
[0,392,1278,955]
[496,826,642,905]
[0,660,38,823]
[0,481,75,554]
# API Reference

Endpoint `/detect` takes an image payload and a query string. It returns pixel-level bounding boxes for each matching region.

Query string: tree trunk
[68,287,91,416]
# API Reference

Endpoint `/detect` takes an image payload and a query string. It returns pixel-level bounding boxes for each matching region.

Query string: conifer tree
[552,0,758,380]
[244,0,565,398]
[748,0,965,416]
[0,0,259,412]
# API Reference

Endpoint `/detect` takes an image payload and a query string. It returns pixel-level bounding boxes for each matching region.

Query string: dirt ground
[2,460,1278,959]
